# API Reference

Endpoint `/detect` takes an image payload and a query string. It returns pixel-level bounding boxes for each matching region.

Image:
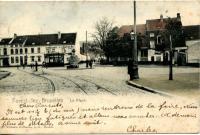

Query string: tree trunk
[106,55,110,63]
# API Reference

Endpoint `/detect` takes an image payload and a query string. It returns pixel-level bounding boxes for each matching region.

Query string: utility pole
[132,0,139,79]
[169,35,173,80]
[86,30,89,68]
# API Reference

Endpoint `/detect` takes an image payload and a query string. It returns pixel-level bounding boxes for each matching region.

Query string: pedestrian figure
[42,61,45,68]
[86,60,89,68]
[35,61,38,71]
[128,59,134,80]
[89,60,93,69]
[23,63,25,69]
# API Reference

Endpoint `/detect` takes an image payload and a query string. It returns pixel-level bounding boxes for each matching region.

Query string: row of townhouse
[118,13,190,65]
[0,32,77,67]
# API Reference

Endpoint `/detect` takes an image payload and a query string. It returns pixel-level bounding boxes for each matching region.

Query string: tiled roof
[0,33,77,46]
[0,38,12,45]
[59,33,76,44]
[25,34,58,46]
[11,36,27,45]
[118,24,146,38]
[146,17,177,31]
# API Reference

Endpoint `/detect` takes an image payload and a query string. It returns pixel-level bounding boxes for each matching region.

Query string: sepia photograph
[0,0,199,134]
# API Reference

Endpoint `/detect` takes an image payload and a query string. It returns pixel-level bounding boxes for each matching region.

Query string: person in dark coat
[128,59,134,80]
[89,60,93,69]
[35,61,38,71]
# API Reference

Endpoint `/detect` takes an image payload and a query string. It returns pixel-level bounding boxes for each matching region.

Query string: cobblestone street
[0,64,160,97]
[0,64,199,99]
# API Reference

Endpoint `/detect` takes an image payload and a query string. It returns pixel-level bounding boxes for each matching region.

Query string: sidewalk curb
[126,80,173,98]
[0,72,11,80]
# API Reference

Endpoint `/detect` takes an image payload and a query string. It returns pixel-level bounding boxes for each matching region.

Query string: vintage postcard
[0,0,199,134]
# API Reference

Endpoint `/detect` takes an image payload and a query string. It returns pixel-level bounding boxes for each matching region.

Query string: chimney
[58,31,61,40]
[177,13,181,21]
[14,33,17,39]
[160,14,163,22]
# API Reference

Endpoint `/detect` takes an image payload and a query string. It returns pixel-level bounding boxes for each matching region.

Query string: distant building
[0,32,77,67]
[183,25,200,65]
[117,13,187,65]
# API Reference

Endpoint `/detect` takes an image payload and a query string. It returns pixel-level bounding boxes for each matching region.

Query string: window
[38,56,41,62]
[156,56,161,62]
[52,48,55,53]
[150,40,155,49]
[20,48,23,54]
[15,49,18,54]
[37,47,40,53]
[157,35,162,44]
[11,49,14,55]
[20,56,23,64]
[11,57,14,63]
[3,48,7,55]
[31,56,35,62]
[141,50,148,57]
[15,57,19,63]
[46,48,50,53]
[150,33,155,37]
[31,48,34,53]
[25,48,28,54]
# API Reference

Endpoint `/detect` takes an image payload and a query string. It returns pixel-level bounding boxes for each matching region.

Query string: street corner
[0,71,11,80]
[126,80,173,98]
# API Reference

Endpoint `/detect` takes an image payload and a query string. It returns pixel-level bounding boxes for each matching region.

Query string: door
[3,58,9,66]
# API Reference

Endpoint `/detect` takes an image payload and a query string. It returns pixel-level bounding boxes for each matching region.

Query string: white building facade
[0,32,77,67]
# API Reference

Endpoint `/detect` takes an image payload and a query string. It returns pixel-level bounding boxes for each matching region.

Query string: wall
[186,39,200,63]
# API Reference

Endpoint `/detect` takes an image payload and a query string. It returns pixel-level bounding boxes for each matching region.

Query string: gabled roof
[118,24,146,38]
[0,38,12,45]
[146,17,177,31]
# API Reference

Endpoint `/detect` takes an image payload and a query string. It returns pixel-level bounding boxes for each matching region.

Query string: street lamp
[130,31,135,40]
[129,0,139,80]
[85,30,89,68]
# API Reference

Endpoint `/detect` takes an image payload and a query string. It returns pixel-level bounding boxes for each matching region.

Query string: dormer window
[46,42,50,45]
[63,41,66,44]
[32,42,35,45]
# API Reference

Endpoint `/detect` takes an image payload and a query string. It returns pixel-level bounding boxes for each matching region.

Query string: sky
[0,1,199,41]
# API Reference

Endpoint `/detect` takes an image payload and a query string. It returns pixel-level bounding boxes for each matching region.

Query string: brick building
[118,13,187,65]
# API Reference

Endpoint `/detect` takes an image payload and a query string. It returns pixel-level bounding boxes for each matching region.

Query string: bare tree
[92,17,114,62]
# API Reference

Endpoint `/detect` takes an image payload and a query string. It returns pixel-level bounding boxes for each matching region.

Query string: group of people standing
[86,60,94,69]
